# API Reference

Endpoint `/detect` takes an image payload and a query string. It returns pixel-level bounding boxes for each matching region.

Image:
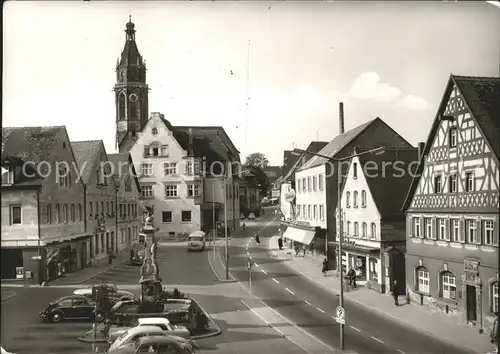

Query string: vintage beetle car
[108,335,197,353]
[39,295,104,323]
[73,283,136,302]
[108,317,190,343]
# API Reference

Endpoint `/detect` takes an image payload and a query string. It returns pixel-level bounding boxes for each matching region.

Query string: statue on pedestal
[139,206,162,301]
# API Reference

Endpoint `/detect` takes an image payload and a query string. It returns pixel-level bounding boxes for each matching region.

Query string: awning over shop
[283,226,315,245]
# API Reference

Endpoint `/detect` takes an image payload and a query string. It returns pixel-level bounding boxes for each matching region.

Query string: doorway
[466,285,477,322]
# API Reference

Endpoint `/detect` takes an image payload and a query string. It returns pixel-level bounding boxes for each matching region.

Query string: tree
[245,152,269,169]
[244,164,271,198]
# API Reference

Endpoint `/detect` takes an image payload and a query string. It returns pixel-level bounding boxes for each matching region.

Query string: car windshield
[110,329,130,350]
[188,236,203,242]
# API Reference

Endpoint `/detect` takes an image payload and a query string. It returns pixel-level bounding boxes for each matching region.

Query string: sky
[3,1,500,166]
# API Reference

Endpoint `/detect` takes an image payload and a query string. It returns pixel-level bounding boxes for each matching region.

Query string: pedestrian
[129,248,135,261]
[242,222,246,232]
[392,280,399,306]
[322,258,328,276]
[255,233,260,244]
[490,313,499,351]
[107,248,113,265]
[309,240,316,255]
[347,268,357,288]
[278,236,283,250]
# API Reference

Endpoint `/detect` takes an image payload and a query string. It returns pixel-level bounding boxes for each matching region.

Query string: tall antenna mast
[244,40,251,157]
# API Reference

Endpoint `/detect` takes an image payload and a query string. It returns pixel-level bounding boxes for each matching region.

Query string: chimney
[418,142,425,159]
[188,128,194,157]
[339,102,345,134]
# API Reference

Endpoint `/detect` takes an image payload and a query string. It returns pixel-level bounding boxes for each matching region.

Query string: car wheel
[95,313,104,322]
[52,313,63,323]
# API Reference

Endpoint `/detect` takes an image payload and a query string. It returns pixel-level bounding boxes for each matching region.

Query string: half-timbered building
[402,75,500,335]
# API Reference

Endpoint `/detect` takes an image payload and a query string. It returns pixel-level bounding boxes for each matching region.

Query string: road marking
[261,269,267,274]
[316,307,325,313]
[246,252,250,255]
[349,325,361,332]
[371,336,384,344]
[272,278,279,284]
[305,300,312,305]
[396,350,406,354]
[285,288,295,295]
[254,263,259,267]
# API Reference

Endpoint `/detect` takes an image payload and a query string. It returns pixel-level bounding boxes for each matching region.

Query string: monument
[139,206,162,301]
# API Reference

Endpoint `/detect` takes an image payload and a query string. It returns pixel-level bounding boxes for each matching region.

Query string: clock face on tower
[129,93,138,103]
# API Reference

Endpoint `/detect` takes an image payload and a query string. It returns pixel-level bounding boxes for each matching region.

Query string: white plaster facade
[295,164,327,229]
[335,155,383,286]
[129,113,202,237]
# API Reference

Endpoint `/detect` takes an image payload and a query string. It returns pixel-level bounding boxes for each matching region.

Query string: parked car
[187,232,206,252]
[73,284,136,302]
[108,335,198,354]
[248,213,256,220]
[108,317,190,343]
[1,347,16,354]
[107,326,173,352]
[39,295,104,323]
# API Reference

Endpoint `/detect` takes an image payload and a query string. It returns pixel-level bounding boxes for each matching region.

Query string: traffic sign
[335,306,345,324]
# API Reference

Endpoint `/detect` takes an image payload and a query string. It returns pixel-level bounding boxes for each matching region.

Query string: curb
[191,298,223,340]
[1,291,18,301]
[266,236,482,354]
[207,241,236,283]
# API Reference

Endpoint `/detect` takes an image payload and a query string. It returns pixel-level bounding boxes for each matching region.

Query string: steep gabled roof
[107,152,141,193]
[357,148,418,220]
[299,119,377,171]
[70,140,103,185]
[1,126,68,188]
[402,74,500,211]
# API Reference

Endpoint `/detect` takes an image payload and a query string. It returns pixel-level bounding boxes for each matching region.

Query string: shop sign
[16,267,24,279]
[463,258,480,283]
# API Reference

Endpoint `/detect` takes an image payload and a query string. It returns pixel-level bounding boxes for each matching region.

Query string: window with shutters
[424,218,433,239]
[451,219,463,243]
[438,218,447,241]
[412,217,421,238]
[466,219,478,244]
[441,272,456,300]
[483,220,497,246]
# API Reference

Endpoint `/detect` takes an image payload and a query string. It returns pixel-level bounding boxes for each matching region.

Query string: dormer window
[144,143,169,157]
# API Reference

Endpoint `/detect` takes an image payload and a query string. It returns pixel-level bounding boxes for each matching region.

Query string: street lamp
[293,146,384,350]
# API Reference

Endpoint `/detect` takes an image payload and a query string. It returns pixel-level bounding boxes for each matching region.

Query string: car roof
[136,335,182,346]
[138,317,170,325]
[127,326,164,334]
[189,231,205,236]
[57,295,87,301]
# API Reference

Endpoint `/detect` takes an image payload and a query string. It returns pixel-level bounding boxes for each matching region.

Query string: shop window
[440,271,456,300]
[416,266,430,293]
[369,258,378,281]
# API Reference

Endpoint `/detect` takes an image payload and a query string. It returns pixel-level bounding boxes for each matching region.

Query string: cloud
[349,72,402,103]
[399,95,433,111]
[348,71,432,111]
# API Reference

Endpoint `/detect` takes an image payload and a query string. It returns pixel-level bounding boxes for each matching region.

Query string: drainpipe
[36,189,42,284]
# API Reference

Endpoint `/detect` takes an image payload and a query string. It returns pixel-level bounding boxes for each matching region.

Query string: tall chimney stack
[188,128,194,157]
[339,102,345,134]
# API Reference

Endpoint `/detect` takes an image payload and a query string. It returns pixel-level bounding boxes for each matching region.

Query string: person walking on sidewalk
[278,236,283,250]
[392,280,399,306]
[321,258,328,276]
[347,268,357,288]
[490,313,499,352]
[242,222,246,232]
[255,232,260,244]
[107,248,113,265]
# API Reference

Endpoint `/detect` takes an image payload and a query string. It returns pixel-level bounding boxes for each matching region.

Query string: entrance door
[466,285,477,322]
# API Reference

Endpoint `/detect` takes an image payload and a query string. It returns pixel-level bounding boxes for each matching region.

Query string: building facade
[336,148,418,294]
[71,141,120,263]
[129,113,203,238]
[1,126,86,284]
[295,115,413,261]
[403,75,499,334]
[239,170,261,217]
[108,153,142,252]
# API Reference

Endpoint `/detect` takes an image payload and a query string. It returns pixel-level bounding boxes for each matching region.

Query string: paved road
[221,214,474,354]
[1,229,304,354]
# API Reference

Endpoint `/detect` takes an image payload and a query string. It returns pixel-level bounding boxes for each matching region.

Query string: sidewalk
[268,235,494,354]
[47,248,131,286]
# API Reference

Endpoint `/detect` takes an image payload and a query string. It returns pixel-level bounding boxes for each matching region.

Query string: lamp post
[292,146,385,350]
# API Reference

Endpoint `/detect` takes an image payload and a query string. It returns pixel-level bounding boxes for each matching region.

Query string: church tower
[115,16,149,153]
